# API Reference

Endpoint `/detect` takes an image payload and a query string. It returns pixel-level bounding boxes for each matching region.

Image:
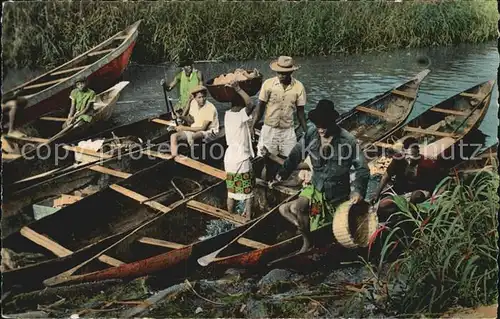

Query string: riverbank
[2,1,497,68]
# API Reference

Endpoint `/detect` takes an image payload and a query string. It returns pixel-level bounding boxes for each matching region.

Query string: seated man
[170,85,219,157]
[65,77,96,128]
[371,136,447,219]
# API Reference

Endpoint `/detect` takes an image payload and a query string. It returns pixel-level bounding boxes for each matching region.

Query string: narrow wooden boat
[3,81,130,158]
[2,112,175,193]
[338,69,430,148]
[367,80,495,175]
[3,20,141,127]
[2,135,234,291]
[450,143,498,176]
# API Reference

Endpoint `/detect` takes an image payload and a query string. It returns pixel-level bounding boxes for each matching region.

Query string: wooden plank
[403,126,456,138]
[114,35,128,40]
[187,200,246,225]
[460,92,482,99]
[62,145,113,159]
[430,107,469,116]
[7,136,49,143]
[88,48,115,57]
[237,237,270,249]
[24,76,72,90]
[174,156,227,180]
[392,89,416,99]
[110,184,172,214]
[151,118,175,126]
[89,165,132,179]
[143,150,173,160]
[53,194,83,207]
[40,116,67,122]
[51,65,87,76]
[2,153,21,160]
[138,237,186,249]
[19,227,123,267]
[355,106,387,119]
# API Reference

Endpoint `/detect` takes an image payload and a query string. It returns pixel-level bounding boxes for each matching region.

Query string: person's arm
[251,81,269,130]
[164,72,181,91]
[228,80,254,116]
[296,84,308,134]
[67,90,77,119]
[79,92,96,116]
[197,70,204,84]
[350,141,370,202]
[275,132,309,180]
[176,120,211,132]
[372,172,391,203]
[182,96,193,117]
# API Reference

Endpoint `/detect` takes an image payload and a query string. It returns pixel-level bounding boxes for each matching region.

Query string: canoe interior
[3,155,226,278]
[3,112,174,190]
[69,180,292,277]
[340,69,429,147]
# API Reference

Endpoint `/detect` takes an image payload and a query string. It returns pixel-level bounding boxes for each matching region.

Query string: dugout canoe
[3,20,140,127]
[2,112,176,193]
[2,134,231,291]
[3,81,130,159]
[337,69,430,148]
[367,80,495,175]
[450,143,498,176]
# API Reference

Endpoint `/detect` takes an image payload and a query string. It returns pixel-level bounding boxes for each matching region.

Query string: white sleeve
[239,108,250,123]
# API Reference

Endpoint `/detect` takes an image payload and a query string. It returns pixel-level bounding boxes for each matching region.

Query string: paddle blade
[197,249,222,267]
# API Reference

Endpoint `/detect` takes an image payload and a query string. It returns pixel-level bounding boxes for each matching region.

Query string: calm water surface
[4,41,498,146]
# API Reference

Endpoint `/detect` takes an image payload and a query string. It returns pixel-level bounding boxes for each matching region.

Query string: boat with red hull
[3,20,141,126]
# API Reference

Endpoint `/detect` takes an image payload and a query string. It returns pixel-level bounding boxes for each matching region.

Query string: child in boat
[170,85,219,157]
[65,77,96,128]
[223,80,256,220]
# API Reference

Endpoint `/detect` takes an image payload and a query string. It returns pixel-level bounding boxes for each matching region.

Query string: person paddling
[265,100,370,253]
[161,59,204,113]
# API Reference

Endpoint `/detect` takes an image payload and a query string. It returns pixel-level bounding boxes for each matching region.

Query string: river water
[3,41,498,146]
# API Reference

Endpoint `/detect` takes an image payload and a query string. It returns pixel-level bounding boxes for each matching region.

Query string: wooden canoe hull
[5,21,140,127]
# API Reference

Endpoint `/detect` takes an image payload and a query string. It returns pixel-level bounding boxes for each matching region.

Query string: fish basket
[332,200,378,249]
[205,70,263,102]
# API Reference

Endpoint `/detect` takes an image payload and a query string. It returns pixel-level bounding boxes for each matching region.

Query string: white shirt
[189,100,219,134]
[224,108,254,165]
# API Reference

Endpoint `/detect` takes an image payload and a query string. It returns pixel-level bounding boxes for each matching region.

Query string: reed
[2,1,497,68]
[357,166,499,315]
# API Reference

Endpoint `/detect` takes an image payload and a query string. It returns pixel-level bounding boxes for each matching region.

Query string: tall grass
[2,1,497,68]
[357,167,499,315]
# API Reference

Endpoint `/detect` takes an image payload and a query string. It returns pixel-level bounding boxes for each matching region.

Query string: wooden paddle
[41,121,78,146]
[197,191,299,267]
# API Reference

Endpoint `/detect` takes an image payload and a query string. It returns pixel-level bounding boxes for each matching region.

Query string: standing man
[161,59,204,113]
[265,100,370,253]
[252,56,308,181]
[2,92,27,135]
[65,77,96,128]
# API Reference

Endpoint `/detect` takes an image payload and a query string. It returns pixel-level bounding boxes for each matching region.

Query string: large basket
[205,70,263,102]
[332,200,378,249]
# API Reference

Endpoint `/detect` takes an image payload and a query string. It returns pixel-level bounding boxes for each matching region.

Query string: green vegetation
[356,167,499,315]
[2,1,497,68]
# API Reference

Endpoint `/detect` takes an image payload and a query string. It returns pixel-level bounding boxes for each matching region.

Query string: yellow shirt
[188,100,219,134]
[258,76,306,129]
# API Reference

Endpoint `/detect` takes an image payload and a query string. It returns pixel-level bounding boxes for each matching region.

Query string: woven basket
[205,70,263,102]
[332,200,378,249]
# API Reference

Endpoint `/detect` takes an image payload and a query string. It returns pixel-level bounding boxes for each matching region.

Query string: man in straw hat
[161,58,204,112]
[169,84,219,157]
[264,99,370,253]
[251,55,308,181]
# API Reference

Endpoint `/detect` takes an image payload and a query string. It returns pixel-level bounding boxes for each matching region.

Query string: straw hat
[190,85,208,95]
[269,56,300,73]
[332,200,378,249]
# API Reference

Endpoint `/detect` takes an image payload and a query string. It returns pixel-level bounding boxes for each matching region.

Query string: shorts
[184,130,218,146]
[257,124,296,157]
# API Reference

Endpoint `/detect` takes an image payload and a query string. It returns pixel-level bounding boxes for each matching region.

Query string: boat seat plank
[143,150,173,160]
[138,237,186,249]
[355,106,387,119]
[51,65,87,76]
[88,48,115,57]
[187,200,246,225]
[151,118,175,126]
[62,145,113,159]
[40,116,67,122]
[89,165,132,179]
[460,92,482,99]
[430,108,469,116]
[403,126,457,137]
[109,184,172,214]
[20,227,123,267]
[7,136,49,143]
[392,89,416,99]
[237,238,270,250]
[174,157,227,180]
[24,76,72,90]
[2,153,22,160]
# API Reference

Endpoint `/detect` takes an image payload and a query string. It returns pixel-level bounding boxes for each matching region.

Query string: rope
[170,177,203,199]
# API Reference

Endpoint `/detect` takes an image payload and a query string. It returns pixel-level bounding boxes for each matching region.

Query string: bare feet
[298,233,312,254]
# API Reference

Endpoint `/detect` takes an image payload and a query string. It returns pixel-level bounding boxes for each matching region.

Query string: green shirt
[70,88,96,122]
[175,69,201,110]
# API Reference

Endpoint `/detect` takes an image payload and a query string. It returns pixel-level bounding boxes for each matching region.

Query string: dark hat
[178,58,194,67]
[308,99,340,127]
[75,76,88,84]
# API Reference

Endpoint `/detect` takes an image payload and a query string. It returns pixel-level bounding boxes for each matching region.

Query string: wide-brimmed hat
[269,56,300,73]
[190,85,207,95]
[308,99,340,127]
